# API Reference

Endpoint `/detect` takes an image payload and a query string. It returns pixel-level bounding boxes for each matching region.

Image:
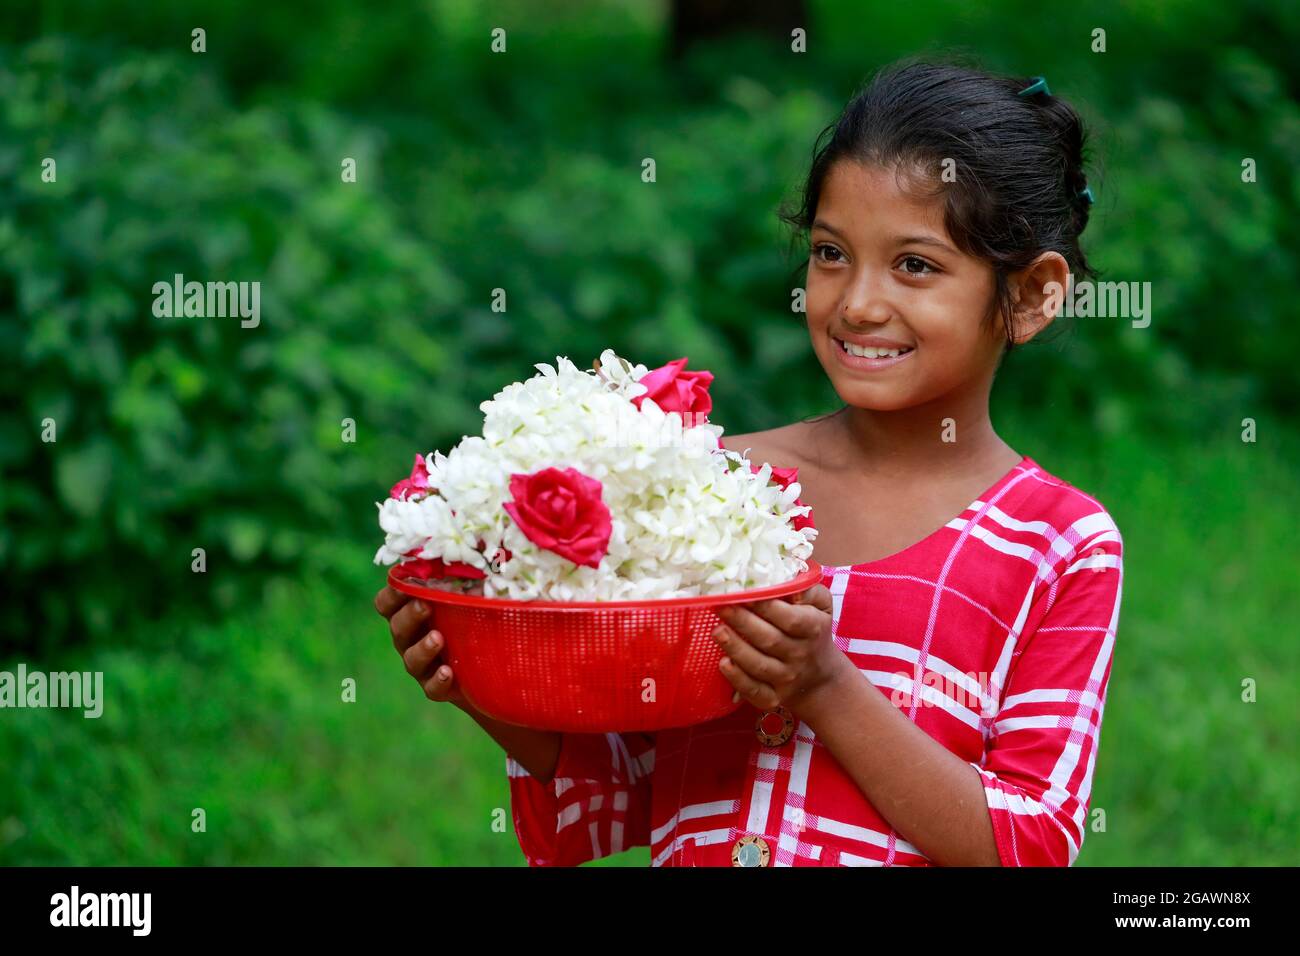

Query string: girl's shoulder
[1011,456,1124,549]
[718,419,821,469]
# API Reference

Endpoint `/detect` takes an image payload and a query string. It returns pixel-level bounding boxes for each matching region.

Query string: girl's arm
[719,589,999,865]
[797,658,1001,866]
[719,522,1122,867]
[506,731,657,866]
[459,704,562,783]
[803,526,1121,866]
[458,700,656,865]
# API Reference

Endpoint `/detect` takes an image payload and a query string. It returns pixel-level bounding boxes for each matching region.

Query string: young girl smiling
[375,60,1123,867]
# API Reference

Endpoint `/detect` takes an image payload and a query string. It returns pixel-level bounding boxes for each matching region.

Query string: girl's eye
[898,255,937,275]
[812,243,845,264]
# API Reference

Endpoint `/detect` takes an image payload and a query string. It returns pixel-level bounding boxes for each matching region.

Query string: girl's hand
[373,585,468,708]
[712,584,850,712]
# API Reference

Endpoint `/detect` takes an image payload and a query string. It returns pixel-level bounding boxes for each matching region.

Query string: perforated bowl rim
[388,560,823,611]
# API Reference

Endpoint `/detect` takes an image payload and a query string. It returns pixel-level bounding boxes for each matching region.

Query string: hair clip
[1078,185,1095,205]
[1017,76,1051,97]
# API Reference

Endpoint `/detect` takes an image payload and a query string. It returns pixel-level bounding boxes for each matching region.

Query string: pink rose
[751,462,816,532]
[389,453,430,501]
[632,357,713,423]
[502,467,613,569]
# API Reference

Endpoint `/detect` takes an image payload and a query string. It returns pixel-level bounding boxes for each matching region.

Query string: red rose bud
[750,463,815,531]
[752,463,799,491]
[397,556,486,581]
[389,453,430,501]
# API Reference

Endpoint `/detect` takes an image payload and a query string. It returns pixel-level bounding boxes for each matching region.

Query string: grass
[1,421,1296,866]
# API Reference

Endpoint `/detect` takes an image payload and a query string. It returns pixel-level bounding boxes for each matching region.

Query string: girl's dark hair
[781,59,1096,351]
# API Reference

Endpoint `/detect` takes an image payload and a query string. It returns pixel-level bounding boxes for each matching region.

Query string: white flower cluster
[374,349,817,601]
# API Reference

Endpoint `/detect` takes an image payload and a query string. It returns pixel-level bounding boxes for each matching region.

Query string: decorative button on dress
[506,456,1123,866]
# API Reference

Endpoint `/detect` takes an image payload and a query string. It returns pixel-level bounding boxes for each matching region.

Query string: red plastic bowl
[387,561,824,733]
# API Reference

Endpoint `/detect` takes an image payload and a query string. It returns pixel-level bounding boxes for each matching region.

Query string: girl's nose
[840,272,897,326]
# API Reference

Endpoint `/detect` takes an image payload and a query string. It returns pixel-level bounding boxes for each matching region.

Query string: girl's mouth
[832,336,915,371]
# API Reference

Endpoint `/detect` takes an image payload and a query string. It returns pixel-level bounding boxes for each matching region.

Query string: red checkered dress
[506,455,1123,866]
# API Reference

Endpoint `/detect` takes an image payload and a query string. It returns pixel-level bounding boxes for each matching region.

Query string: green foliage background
[0,0,1296,865]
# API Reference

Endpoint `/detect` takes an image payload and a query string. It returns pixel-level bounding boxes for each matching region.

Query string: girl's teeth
[839,339,909,359]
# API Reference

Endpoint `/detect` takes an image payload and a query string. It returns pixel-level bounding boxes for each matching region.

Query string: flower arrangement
[374,349,817,601]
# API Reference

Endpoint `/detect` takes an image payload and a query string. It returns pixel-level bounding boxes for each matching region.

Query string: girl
[375,60,1123,867]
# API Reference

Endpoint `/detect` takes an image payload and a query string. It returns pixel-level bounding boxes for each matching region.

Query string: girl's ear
[1006,252,1070,345]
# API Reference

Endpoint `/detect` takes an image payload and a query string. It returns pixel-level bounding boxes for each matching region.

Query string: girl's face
[805,160,1006,412]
